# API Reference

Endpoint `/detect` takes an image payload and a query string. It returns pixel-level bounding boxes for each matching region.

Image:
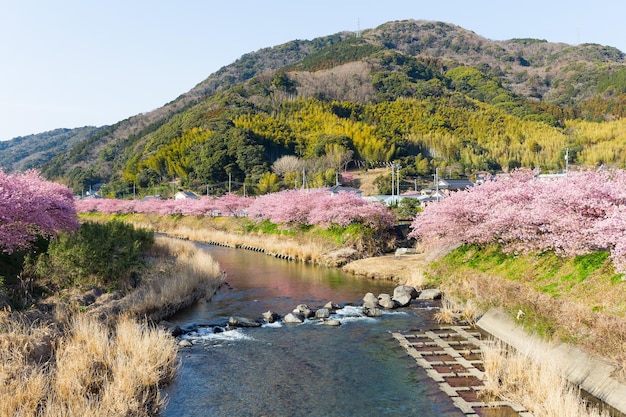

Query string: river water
[163,244,463,417]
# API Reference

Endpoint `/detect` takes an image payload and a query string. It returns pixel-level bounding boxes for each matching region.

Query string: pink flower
[0,169,79,253]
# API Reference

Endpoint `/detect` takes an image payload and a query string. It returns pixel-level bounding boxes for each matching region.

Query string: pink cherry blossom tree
[0,169,79,253]
[247,189,393,230]
[409,168,626,272]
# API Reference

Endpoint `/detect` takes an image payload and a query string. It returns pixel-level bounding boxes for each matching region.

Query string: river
[162,244,463,417]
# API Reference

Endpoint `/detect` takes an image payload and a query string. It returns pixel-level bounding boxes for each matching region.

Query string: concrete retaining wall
[477,309,626,415]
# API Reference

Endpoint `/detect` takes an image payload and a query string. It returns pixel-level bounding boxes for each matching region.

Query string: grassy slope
[82,212,393,265]
[426,244,626,370]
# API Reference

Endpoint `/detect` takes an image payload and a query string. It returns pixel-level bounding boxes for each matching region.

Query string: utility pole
[396,164,402,197]
[564,148,569,175]
[391,164,395,199]
[228,172,232,193]
[435,169,439,202]
[302,167,308,189]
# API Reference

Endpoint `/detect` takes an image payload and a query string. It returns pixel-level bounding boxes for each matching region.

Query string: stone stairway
[393,325,533,417]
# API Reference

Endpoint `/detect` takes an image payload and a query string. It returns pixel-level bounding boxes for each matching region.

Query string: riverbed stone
[418,288,442,300]
[228,316,262,328]
[315,308,330,319]
[363,292,379,308]
[393,294,412,308]
[262,310,279,323]
[378,293,397,309]
[178,339,193,347]
[393,285,418,300]
[324,319,341,326]
[159,320,184,337]
[283,312,304,324]
[295,304,315,318]
[362,306,383,317]
[324,301,341,311]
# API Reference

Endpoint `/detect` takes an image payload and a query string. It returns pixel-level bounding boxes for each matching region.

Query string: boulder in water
[315,308,330,319]
[323,319,341,326]
[295,304,315,318]
[418,289,442,300]
[178,339,193,347]
[228,316,262,328]
[283,312,304,324]
[393,285,418,300]
[362,306,383,317]
[393,294,412,307]
[262,310,279,323]
[324,301,341,311]
[363,292,379,308]
[378,294,397,309]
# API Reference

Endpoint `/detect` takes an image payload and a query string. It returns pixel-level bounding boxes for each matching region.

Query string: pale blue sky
[1,0,624,141]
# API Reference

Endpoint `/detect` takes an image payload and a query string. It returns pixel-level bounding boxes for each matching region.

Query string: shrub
[35,221,154,289]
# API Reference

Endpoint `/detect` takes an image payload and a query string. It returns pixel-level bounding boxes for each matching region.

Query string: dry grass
[430,265,626,373]
[126,236,224,318]
[433,297,480,325]
[0,310,53,417]
[129,216,329,264]
[0,313,177,417]
[481,340,610,417]
[89,212,333,264]
[82,236,225,324]
[0,233,224,417]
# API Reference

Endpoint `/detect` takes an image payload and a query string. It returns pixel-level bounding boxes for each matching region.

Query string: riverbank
[76,213,626,415]
[0,235,224,417]
[82,212,387,267]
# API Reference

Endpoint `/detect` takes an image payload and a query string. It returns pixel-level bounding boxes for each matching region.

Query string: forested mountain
[0,126,102,172]
[5,19,626,196]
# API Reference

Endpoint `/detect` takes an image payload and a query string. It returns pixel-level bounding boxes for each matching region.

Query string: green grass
[563,251,610,283]
[242,219,298,236]
[443,244,517,273]
[437,245,620,298]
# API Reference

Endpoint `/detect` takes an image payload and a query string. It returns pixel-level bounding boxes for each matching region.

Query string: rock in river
[262,310,279,323]
[393,285,418,300]
[295,304,315,318]
[378,293,397,309]
[363,292,379,308]
[228,316,262,328]
[179,339,193,348]
[283,312,305,324]
[418,289,442,300]
[362,306,383,317]
[315,308,330,319]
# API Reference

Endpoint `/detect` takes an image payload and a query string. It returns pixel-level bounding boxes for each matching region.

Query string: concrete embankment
[477,309,626,416]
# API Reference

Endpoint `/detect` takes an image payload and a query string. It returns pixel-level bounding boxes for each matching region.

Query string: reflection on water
[163,244,462,417]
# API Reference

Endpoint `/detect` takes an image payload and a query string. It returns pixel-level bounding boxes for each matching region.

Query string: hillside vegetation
[1,20,625,196]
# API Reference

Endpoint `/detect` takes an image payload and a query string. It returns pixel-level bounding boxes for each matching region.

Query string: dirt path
[342,253,429,284]
[342,244,455,286]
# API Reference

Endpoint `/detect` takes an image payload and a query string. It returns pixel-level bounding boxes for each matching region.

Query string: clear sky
[1,0,624,141]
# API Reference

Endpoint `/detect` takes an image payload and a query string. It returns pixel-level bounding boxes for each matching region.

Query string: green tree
[256,172,280,194]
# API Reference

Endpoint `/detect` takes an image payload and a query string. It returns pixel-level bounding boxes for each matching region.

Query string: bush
[35,221,154,289]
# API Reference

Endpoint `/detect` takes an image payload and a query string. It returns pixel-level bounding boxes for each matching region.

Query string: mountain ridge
[2,19,626,194]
